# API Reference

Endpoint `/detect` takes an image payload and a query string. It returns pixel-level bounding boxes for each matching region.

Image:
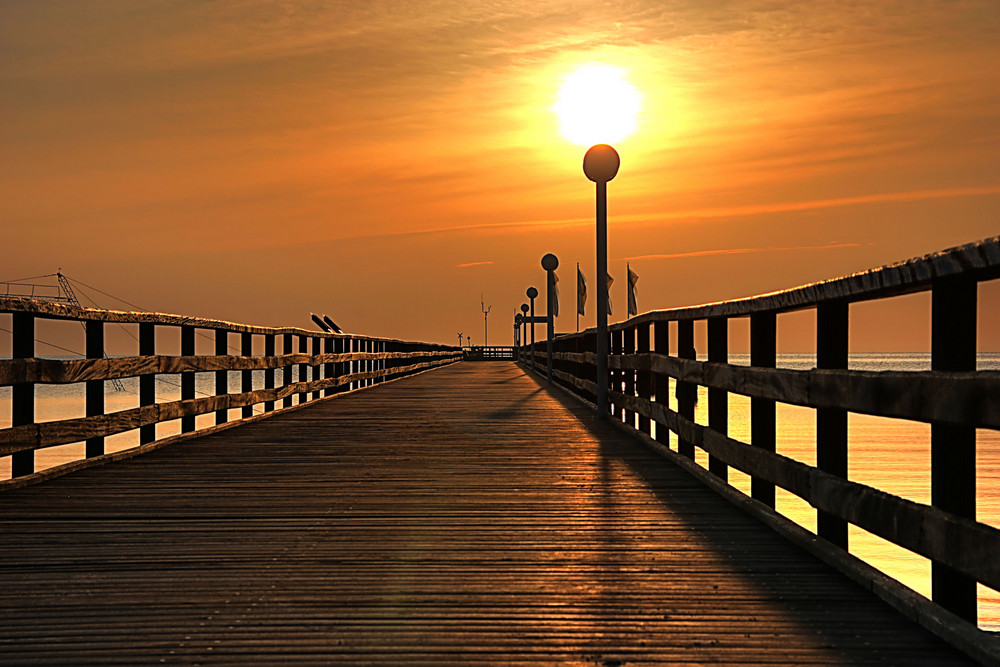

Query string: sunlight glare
[553,64,641,146]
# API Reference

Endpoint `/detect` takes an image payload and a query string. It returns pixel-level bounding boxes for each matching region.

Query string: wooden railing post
[623,325,635,427]
[85,320,105,458]
[215,329,228,425]
[677,319,696,459]
[335,336,346,393]
[139,323,156,444]
[282,333,293,409]
[241,332,253,418]
[364,339,371,387]
[349,338,357,390]
[11,312,35,477]
[931,277,977,622]
[817,301,849,548]
[311,335,321,400]
[750,312,776,507]
[611,328,623,420]
[264,333,275,412]
[181,326,195,432]
[653,321,669,447]
[323,336,334,396]
[636,323,651,436]
[298,334,308,404]
[707,316,728,480]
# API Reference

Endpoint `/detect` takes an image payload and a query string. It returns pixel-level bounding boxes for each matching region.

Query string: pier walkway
[0,362,973,664]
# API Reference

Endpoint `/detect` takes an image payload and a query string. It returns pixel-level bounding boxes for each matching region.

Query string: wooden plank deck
[0,362,975,665]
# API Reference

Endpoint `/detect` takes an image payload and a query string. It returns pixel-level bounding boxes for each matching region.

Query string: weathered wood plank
[0,350,461,385]
[604,353,1000,428]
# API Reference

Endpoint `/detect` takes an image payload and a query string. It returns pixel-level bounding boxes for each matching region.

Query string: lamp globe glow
[583,144,620,183]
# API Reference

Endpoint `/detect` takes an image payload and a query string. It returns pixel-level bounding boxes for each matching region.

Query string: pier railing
[464,346,515,361]
[524,236,1000,630]
[0,299,460,484]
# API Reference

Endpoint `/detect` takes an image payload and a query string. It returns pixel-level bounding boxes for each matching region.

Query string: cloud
[456,261,495,268]
[620,242,861,262]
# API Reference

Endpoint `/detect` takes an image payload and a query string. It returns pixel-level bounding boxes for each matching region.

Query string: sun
[553,64,641,147]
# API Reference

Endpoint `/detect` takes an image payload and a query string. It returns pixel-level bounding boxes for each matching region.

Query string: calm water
[1,355,998,629]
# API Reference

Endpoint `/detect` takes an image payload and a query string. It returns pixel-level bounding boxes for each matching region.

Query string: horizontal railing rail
[464,346,515,360]
[1,298,461,481]
[519,235,1000,632]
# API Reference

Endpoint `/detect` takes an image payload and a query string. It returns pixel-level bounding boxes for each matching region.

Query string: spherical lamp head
[527,287,538,299]
[520,303,529,314]
[541,253,559,271]
[515,314,523,325]
[583,144,620,183]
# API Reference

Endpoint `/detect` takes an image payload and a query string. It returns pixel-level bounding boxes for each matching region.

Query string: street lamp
[526,287,538,369]
[514,313,523,348]
[520,303,529,362]
[541,253,559,382]
[584,143,620,417]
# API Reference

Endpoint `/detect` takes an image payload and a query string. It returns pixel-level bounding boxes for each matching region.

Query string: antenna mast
[481,295,491,348]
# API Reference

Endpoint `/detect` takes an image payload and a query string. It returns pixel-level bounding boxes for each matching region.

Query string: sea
[1,353,998,630]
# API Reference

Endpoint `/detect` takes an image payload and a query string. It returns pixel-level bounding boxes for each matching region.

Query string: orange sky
[2,1,999,350]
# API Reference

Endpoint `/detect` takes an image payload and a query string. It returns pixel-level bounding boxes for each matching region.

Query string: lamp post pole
[542,253,559,382]
[520,303,529,363]
[527,287,538,369]
[584,144,620,417]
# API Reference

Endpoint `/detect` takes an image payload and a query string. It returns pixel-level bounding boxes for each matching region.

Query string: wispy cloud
[621,242,861,262]
[657,186,1000,222]
[456,261,494,268]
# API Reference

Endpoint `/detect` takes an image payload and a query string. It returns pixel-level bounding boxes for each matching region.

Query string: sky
[2,0,999,351]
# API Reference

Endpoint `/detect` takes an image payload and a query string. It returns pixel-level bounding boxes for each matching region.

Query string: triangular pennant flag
[627,264,639,317]
[552,271,560,317]
[577,264,587,316]
[606,273,614,315]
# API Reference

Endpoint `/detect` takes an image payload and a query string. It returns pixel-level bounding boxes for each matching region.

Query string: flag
[606,273,614,315]
[577,264,586,316]
[627,264,639,317]
[552,271,560,317]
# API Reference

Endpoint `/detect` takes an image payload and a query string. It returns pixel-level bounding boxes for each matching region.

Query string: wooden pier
[0,362,978,664]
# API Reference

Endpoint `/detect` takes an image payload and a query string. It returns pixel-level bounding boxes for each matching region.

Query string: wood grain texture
[0,350,460,385]
[0,363,975,665]
[599,352,1000,428]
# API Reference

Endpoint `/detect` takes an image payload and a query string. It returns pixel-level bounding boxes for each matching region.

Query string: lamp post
[520,303,529,363]
[541,253,559,382]
[514,313,523,348]
[584,144,620,417]
[527,287,538,369]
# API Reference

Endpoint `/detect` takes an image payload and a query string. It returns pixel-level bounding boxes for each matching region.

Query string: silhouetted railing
[464,346,515,360]
[522,236,1000,629]
[0,299,461,483]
